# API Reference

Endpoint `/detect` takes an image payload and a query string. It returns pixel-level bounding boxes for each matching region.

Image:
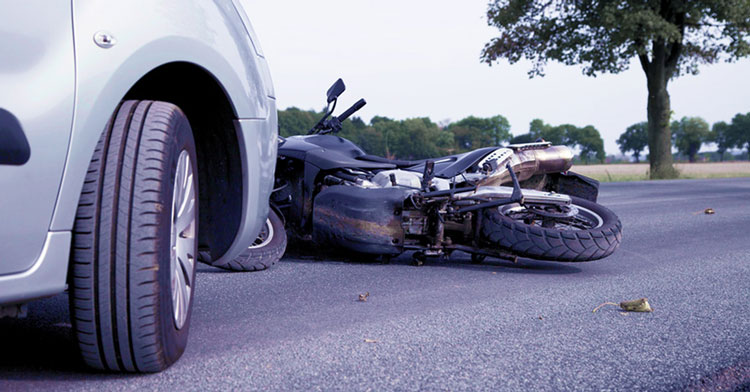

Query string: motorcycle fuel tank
[279,134,396,170]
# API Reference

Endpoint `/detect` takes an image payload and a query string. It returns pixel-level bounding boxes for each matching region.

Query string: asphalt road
[2,178,749,391]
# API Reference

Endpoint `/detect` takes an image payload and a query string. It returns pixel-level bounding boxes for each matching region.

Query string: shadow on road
[277,250,582,276]
[0,294,131,381]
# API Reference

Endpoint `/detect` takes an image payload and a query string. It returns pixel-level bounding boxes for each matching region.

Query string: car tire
[207,208,287,271]
[69,100,198,372]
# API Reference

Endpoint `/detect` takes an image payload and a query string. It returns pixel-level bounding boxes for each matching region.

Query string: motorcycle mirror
[326,79,346,103]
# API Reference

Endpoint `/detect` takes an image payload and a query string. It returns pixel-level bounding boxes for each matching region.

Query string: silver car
[0,0,277,372]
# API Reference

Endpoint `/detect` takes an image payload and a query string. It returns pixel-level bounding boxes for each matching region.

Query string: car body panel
[0,232,71,305]
[0,1,75,276]
[51,0,273,231]
[1,0,276,304]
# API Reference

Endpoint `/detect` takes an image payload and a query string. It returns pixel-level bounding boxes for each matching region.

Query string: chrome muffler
[476,144,573,187]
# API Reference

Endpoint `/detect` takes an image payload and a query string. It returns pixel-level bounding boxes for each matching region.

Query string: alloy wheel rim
[170,150,196,330]
[500,203,603,230]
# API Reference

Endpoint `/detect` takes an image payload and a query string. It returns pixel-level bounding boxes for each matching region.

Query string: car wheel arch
[122,61,245,261]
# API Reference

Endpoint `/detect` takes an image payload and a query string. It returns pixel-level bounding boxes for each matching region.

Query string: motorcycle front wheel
[209,208,287,271]
[479,196,621,262]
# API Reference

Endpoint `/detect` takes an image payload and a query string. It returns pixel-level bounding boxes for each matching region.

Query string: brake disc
[525,204,579,219]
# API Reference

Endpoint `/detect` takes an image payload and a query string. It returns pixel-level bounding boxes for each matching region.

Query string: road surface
[2,178,749,391]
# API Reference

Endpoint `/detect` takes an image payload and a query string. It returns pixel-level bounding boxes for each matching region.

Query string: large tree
[482,1,750,178]
[617,122,649,162]
[671,116,710,162]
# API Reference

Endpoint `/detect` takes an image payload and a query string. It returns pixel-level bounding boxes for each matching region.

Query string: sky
[241,0,750,156]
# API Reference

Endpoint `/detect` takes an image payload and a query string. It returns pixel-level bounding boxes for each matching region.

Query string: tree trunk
[645,61,678,179]
[688,144,699,163]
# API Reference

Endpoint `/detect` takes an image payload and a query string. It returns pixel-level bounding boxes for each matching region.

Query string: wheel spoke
[177,241,194,286]
[175,198,195,235]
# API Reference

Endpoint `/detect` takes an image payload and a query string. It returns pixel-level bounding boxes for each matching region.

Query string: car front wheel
[69,100,198,372]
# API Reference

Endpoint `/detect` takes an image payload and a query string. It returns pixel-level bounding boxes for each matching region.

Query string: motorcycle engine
[371,170,422,189]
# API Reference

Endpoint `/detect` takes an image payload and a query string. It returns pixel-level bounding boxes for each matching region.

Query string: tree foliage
[482,1,750,178]
[277,107,321,137]
[728,112,750,157]
[482,1,750,77]
[447,115,512,151]
[671,116,710,162]
[617,122,649,162]
[710,121,732,160]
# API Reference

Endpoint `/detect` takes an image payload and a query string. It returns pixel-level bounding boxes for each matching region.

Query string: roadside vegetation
[279,108,607,161]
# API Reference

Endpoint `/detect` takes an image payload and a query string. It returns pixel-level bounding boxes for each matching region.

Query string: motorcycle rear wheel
[480,196,621,262]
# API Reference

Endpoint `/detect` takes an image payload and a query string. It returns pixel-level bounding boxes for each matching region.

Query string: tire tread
[480,196,622,262]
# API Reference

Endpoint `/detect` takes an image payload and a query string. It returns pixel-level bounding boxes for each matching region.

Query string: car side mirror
[326,79,345,103]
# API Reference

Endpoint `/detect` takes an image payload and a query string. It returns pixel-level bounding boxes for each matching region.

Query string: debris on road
[358,292,369,302]
[364,338,378,343]
[593,297,653,313]
[692,208,716,215]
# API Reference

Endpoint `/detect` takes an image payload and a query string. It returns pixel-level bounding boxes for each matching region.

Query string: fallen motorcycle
[236,79,622,267]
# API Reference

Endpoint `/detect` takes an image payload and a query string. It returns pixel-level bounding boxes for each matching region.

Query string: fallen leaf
[364,339,378,343]
[591,297,654,313]
[538,316,544,320]
[619,297,653,312]
[358,292,369,302]
[593,297,653,313]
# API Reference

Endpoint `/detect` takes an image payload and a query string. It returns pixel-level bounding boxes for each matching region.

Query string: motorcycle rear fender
[544,171,600,202]
[312,186,411,255]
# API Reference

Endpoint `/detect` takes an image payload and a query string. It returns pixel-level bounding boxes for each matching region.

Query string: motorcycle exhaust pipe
[478,145,574,187]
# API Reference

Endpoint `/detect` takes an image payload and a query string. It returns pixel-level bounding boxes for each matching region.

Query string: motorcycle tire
[209,208,287,271]
[480,196,621,262]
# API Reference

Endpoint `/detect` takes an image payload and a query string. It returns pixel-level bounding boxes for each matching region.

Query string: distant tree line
[508,119,605,163]
[617,113,750,162]
[278,107,605,162]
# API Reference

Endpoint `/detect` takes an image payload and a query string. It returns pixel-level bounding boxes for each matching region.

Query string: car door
[0,1,75,275]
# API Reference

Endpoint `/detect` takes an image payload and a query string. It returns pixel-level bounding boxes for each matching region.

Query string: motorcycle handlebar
[337,98,366,122]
